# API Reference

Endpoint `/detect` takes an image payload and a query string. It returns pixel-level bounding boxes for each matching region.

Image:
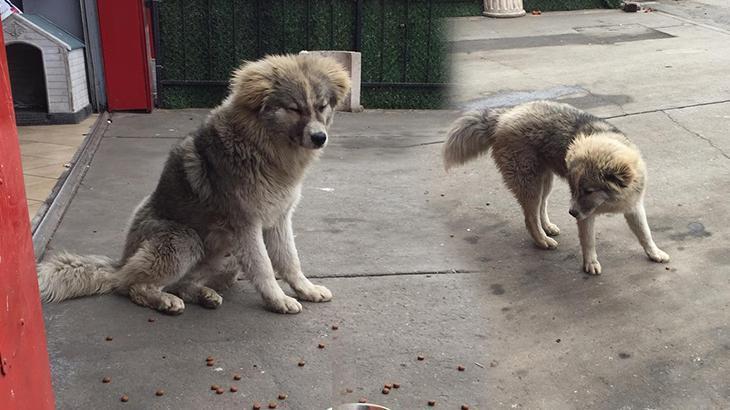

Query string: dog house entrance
[6,42,48,113]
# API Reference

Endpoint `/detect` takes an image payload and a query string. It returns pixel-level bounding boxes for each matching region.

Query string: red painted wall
[0,24,56,410]
[97,0,153,111]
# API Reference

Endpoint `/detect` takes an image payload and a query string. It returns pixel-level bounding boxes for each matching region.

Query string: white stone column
[483,0,526,18]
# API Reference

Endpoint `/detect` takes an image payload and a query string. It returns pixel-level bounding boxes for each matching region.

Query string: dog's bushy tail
[37,251,119,302]
[443,108,501,170]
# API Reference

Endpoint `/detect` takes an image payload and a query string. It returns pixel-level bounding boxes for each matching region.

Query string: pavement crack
[398,140,445,148]
[313,269,477,279]
[602,99,730,120]
[662,110,730,160]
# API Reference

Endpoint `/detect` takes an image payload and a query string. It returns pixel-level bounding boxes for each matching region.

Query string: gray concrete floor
[43,6,729,410]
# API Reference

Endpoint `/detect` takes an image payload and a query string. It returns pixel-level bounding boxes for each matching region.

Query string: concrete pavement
[42,6,729,410]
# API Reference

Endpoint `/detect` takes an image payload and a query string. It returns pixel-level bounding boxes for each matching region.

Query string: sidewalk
[42,8,729,410]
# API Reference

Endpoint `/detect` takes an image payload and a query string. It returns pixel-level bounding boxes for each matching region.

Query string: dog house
[3,13,90,124]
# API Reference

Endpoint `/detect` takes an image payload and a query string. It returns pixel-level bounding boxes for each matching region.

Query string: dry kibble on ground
[105,336,113,341]
[458,365,465,371]
[384,383,393,389]
[382,387,390,395]
[278,393,287,400]
[417,355,425,361]
[358,397,367,403]
[148,318,155,323]
[155,390,164,396]
[211,384,220,391]
[206,361,214,367]
[233,374,242,380]
[392,383,400,389]
[427,400,436,406]
[102,377,111,384]
[318,343,325,349]
[120,395,129,403]
[252,403,261,410]
[461,405,470,410]
[331,324,339,330]
[298,360,306,367]
[230,386,238,393]
[215,387,225,395]
[206,356,214,361]
[268,402,278,409]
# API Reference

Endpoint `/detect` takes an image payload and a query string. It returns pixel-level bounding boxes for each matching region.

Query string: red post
[0,23,56,410]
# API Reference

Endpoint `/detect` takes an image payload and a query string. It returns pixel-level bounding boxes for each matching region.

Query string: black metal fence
[154,0,482,109]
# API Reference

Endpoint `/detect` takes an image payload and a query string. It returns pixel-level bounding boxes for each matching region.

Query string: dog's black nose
[310,132,327,147]
[569,208,579,218]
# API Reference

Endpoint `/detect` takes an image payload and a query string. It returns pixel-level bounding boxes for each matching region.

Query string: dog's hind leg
[123,227,204,315]
[540,173,560,236]
[509,175,558,250]
[264,212,332,303]
[624,201,670,263]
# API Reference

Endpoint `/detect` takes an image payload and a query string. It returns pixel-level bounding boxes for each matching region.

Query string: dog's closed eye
[286,104,301,114]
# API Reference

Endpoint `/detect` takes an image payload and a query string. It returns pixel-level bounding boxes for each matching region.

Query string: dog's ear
[321,59,352,109]
[230,59,275,111]
[603,163,634,188]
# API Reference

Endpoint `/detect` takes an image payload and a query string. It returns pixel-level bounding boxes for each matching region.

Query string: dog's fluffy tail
[443,108,502,170]
[37,251,120,302]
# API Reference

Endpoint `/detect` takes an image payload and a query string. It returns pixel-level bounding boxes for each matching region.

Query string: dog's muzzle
[310,132,327,148]
[568,208,580,218]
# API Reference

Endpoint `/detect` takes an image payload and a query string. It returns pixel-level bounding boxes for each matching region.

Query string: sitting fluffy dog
[443,100,669,274]
[38,54,351,314]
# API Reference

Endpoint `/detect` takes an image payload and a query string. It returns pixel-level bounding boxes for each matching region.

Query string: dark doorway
[6,43,47,113]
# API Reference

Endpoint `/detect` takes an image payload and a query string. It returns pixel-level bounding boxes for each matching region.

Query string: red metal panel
[97,0,153,112]
[0,24,56,410]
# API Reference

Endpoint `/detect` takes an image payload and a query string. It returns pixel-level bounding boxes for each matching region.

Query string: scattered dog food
[233,374,242,381]
[358,398,368,403]
[392,383,400,389]
[211,384,220,391]
[462,405,470,410]
[155,389,164,397]
[278,393,288,400]
[331,324,339,330]
[102,377,111,384]
[531,9,541,15]
[428,400,436,406]
[230,386,238,393]
[216,387,225,395]
[105,336,113,341]
[253,403,261,410]
[458,365,465,371]
[382,387,390,395]
[120,395,129,403]
[148,318,155,323]
[345,388,354,393]
[206,356,214,362]
[268,402,278,409]
[556,339,561,343]
[298,360,306,367]
[417,355,425,361]
[318,343,326,349]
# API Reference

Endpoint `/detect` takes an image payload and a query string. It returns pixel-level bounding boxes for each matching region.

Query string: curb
[31,112,110,261]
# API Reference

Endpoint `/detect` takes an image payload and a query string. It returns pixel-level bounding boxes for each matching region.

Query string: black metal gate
[152,0,481,109]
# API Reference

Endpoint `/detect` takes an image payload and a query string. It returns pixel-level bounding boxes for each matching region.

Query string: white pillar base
[483,0,526,18]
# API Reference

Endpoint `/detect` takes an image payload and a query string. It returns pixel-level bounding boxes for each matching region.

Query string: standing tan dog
[443,100,669,274]
[38,54,351,313]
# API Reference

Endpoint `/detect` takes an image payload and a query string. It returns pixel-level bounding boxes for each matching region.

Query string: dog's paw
[535,236,559,250]
[158,293,186,315]
[647,248,670,263]
[199,287,223,309]
[295,284,333,303]
[266,295,303,314]
[543,223,561,237]
[583,259,602,275]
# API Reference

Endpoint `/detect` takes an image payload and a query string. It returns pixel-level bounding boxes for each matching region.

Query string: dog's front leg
[624,202,670,263]
[578,215,601,274]
[264,212,332,303]
[239,224,302,314]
